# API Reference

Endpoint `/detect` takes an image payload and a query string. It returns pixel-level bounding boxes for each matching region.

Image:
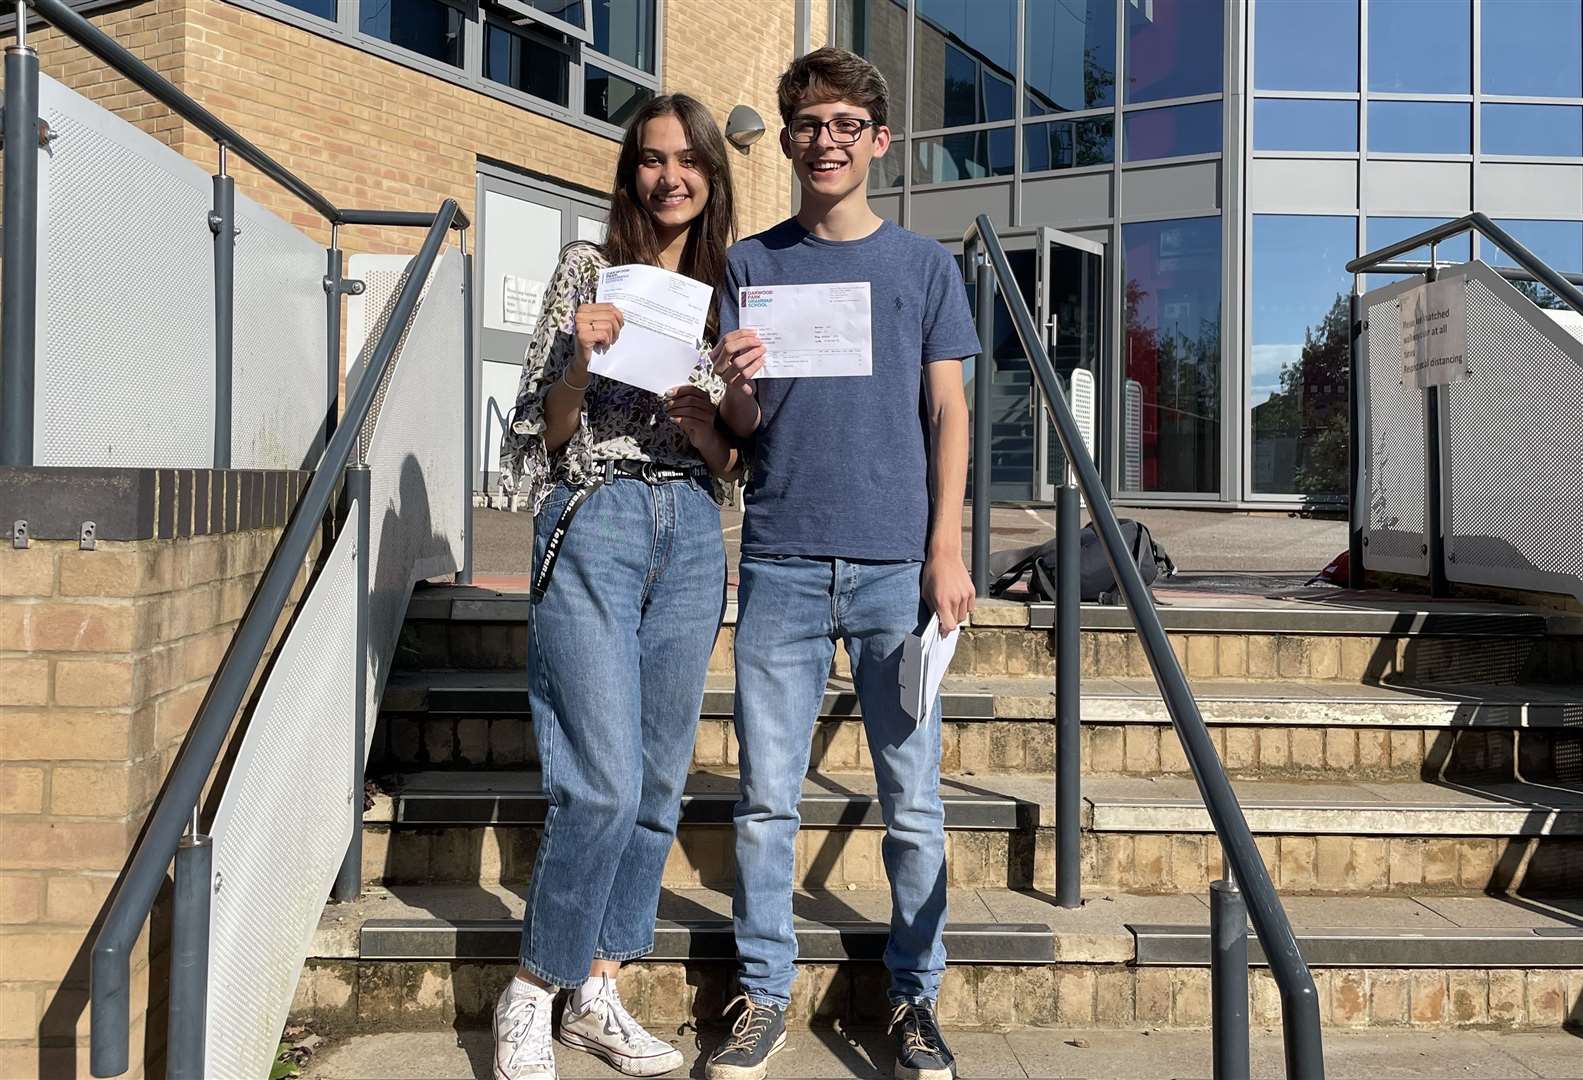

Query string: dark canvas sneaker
[888,1001,956,1080]
[703,995,787,1080]
[558,974,684,1076]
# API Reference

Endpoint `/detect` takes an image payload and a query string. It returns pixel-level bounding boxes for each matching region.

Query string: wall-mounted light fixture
[725,105,766,152]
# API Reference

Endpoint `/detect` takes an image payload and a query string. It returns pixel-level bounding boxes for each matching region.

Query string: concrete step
[299,1028,1583,1080]
[293,886,1583,1038]
[372,670,1583,784]
[360,771,1583,896]
[395,586,1582,685]
[1083,777,1583,896]
[359,770,1047,890]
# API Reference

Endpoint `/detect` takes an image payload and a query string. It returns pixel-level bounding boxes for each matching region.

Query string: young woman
[494,94,738,1080]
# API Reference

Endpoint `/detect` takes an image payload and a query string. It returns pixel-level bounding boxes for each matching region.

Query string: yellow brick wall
[0,527,309,1079]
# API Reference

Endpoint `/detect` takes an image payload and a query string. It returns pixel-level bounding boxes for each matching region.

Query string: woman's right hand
[573,302,624,366]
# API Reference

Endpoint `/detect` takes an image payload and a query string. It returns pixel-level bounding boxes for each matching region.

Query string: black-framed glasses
[786,117,880,145]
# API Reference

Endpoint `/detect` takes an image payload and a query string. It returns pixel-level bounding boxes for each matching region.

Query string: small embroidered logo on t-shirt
[894,295,905,312]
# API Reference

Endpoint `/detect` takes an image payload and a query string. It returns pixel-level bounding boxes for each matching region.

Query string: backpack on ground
[986,519,1177,604]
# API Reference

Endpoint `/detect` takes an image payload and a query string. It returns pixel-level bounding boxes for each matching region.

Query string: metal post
[459,228,476,585]
[325,223,343,453]
[1419,260,1449,599]
[2,35,41,467]
[1210,874,1250,1080]
[333,464,371,902]
[1054,476,1082,908]
[971,248,994,595]
[1346,290,1366,589]
[1424,384,1449,598]
[210,145,235,469]
[166,829,212,1079]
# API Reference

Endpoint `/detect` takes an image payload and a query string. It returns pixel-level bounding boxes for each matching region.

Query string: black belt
[531,460,708,602]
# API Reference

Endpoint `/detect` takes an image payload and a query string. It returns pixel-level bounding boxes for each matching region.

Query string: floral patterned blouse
[498,242,729,513]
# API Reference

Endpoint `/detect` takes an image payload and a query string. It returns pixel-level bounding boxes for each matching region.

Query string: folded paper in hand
[900,614,959,724]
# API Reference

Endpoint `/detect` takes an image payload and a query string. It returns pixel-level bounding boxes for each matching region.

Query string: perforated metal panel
[1359,277,1430,577]
[1442,267,1583,599]
[34,74,214,466]
[230,191,330,470]
[205,523,360,1079]
[359,249,467,721]
[346,254,440,462]
[1070,368,1096,463]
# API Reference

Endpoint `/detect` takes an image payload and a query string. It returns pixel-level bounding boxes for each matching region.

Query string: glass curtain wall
[1247,0,1583,500]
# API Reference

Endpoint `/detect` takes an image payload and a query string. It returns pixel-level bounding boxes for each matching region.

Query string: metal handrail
[19,0,469,231]
[1347,212,1583,316]
[481,395,515,494]
[89,200,461,1078]
[963,214,1325,1079]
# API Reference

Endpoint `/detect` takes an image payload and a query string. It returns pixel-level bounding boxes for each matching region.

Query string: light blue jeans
[731,555,947,1007]
[518,476,725,987]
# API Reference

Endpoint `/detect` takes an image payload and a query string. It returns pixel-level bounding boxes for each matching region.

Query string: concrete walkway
[303,1027,1582,1078]
[472,504,1348,581]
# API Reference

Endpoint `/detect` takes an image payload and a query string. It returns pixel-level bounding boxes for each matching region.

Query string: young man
[704,47,979,1080]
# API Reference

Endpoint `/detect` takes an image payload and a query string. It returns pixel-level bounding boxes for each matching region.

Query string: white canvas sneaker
[557,975,684,1076]
[494,979,558,1080]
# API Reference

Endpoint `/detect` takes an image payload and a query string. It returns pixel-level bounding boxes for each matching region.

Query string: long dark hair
[602,93,737,339]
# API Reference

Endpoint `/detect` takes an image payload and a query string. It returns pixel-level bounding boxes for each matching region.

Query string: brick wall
[35,0,799,252]
[0,502,312,1078]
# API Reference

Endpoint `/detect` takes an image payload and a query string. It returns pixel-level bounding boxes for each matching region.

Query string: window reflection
[1482,105,1583,158]
[1124,101,1222,161]
[1124,0,1223,104]
[359,0,465,66]
[485,22,571,107]
[1025,116,1115,172]
[1025,0,1115,114]
[1254,0,1358,92]
[913,128,1014,184]
[1368,101,1470,154]
[593,0,655,74]
[1122,217,1222,494]
[1250,215,1355,498]
[1482,0,1582,98]
[913,0,1016,128]
[281,0,336,21]
[1369,0,1470,94]
[585,64,653,126]
[1254,99,1357,152]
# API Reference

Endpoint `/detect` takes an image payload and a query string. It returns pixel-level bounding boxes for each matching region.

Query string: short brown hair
[777,46,888,129]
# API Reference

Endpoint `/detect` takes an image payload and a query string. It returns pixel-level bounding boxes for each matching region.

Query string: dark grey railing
[1343,213,1583,594]
[964,215,1325,1080]
[1,3,475,1076]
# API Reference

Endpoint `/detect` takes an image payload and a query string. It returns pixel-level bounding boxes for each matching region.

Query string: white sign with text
[1398,275,1468,387]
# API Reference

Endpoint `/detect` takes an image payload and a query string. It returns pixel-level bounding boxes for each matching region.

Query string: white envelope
[900,614,959,724]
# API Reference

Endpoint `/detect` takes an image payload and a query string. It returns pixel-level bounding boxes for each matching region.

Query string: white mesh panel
[34,74,214,466]
[361,249,467,724]
[230,192,330,470]
[1360,279,1429,576]
[205,522,360,1079]
[1444,269,1583,599]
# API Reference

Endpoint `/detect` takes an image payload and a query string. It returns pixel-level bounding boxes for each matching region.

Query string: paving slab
[302,1027,1583,1079]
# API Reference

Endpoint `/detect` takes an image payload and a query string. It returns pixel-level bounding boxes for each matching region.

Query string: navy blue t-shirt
[719,219,980,561]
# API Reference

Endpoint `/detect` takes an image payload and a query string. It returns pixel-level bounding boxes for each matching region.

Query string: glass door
[1034,228,1106,502]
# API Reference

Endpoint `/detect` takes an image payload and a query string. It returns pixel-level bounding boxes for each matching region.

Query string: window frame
[219,0,660,141]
